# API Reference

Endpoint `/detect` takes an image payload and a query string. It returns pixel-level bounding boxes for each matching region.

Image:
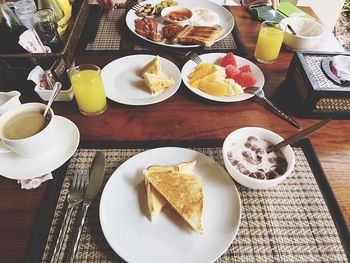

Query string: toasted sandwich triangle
[145,171,203,233]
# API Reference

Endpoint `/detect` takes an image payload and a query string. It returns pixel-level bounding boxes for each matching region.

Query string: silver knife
[267,118,332,153]
[66,151,106,263]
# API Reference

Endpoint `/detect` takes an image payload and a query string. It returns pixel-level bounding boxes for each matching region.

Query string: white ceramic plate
[0,116,79,180]
[181,52,265,102]
[100,147,241,263]
[125,0,235,48]
[101,55,181,105]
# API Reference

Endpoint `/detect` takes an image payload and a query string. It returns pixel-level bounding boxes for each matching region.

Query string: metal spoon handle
[263,97,301,129]
[43,82,62,118]
[267,118,332,153]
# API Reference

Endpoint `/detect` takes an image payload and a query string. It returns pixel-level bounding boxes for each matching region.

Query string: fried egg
[191,7,220,26]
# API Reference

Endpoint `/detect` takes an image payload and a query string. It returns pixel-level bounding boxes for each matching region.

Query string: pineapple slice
[188,63,214,83]
[199,79,230,96]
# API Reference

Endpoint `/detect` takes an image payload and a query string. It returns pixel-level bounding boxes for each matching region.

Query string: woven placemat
[316,97,350,111]
[85,8,237,52]
[303,55,350,112]
[304,55,350,91]
[39,143,348,262]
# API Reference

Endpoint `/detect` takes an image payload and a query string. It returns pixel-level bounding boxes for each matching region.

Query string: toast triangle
[144,161,196,221]
[145,171,203,233]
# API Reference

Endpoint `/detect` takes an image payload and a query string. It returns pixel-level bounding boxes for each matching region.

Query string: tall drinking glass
[254,21,286,64]
[14,0,36,29]
[33,8,61,52]
[69,64,107,116]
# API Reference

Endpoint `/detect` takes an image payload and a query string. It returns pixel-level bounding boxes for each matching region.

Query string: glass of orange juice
[254,21,286,64]
[69,64,107,116]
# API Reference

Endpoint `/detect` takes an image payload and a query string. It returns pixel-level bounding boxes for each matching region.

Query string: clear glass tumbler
[14,0,36,29]
[33,8,61,52]
[69,64,108,116]
[254,21,286,64]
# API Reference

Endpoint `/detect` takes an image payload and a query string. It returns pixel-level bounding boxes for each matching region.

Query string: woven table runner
[85,8,238,52]
[39,142,348,262]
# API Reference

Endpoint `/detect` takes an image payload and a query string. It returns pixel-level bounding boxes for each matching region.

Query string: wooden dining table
[0,5,349,263]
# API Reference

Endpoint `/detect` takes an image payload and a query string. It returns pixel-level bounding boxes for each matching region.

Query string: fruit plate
[125,0,234,48]
[181,53,265,102]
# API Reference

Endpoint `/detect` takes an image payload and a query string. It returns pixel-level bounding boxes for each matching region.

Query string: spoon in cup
[43,82,62,118]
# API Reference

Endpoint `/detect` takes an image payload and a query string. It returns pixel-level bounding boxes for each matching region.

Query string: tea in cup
[0,103,55,157]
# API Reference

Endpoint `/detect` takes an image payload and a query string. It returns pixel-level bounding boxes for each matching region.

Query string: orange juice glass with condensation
[254,21,286,64]
[69,64,107,116]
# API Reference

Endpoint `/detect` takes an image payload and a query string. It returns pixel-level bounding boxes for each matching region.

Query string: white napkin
[17,173,53,190]
[333,55,350,81]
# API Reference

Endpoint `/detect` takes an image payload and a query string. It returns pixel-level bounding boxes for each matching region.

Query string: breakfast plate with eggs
[125,0,235,48]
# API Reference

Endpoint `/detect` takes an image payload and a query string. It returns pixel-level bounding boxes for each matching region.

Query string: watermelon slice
[225,64,240,79]
[239,64,252,73]
[220,52,237,68]
[234,72,257,88]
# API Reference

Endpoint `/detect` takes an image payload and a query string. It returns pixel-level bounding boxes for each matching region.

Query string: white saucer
[0,116,80,180]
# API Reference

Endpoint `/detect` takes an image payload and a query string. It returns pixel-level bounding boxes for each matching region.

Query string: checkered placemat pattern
[304,55,350,91]
[41,146,348,262]
[86,9,124,51]
[85,8,237,51]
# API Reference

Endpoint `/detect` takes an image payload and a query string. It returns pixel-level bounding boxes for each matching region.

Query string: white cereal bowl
[222,127,295,189]
[161,6,193,26]
[281,17,325,51]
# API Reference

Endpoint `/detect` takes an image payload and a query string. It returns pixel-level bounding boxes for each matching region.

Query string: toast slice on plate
[141,55,161,77]
[175,25,225,47]
[144,161,196,221]
[145,170,203,233]
[143,72,174,94]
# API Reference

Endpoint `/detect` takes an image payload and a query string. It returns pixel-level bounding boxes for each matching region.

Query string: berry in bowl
[161,6,193,26]
[222,127,295,189]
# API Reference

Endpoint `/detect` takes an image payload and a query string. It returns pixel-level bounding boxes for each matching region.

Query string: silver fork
[185,51,203,65]
[131,3,142,11]
[50,170,89,263]
[245,86,301,129]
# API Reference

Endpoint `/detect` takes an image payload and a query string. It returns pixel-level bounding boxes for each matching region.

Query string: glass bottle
[0,0,26,53]
[37,0,67,35]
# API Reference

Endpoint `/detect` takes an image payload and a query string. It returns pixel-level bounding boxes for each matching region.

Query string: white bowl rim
[281,17,325,40]
[161,6,193,23]
[222,127,295,184]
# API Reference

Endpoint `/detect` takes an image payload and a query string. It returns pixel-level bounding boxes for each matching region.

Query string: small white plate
[101,55,181,106]
[181,52,265,102]
[125,0,235,48]
[100,147,241,263]
[0,116,79,180]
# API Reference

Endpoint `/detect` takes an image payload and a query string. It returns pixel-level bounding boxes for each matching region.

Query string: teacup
[0,103,55,157]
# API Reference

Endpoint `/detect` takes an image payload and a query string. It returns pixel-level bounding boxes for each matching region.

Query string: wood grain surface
[0,6,348,263]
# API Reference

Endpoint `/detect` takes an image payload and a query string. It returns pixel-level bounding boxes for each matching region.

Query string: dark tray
[284,51,350,118]
[0,0,89,79]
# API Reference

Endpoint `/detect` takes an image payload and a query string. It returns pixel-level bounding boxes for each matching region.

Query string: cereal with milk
[226,136,288,180]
